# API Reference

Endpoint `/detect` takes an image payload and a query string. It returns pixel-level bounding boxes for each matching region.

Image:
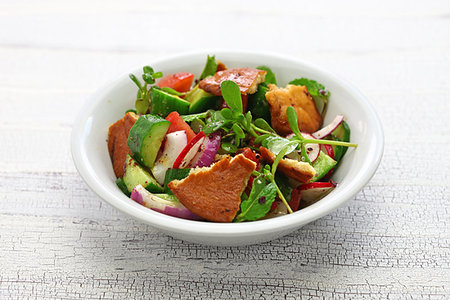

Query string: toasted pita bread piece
[199,68,266,96]
[265,84,322,135]
[168,154,256,222]
[260,147,316,183]
[107,112,139,177]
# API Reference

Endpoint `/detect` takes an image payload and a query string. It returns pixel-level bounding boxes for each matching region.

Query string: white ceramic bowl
[71,50,383,246]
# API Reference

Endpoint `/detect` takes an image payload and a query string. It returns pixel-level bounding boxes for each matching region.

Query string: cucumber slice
[149,87,190,117]
[185,86,220,114]
[311,151,337,182]
[248,84,271,122]
[115,177,131,197]
[163,168,191,194]
[330,120,350,163]
[123,155,163,193]
[127,114,170,168]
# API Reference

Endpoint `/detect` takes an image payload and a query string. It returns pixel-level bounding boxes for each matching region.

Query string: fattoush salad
[107,55,357,223]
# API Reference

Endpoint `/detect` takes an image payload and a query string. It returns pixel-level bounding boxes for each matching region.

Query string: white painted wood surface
[1,0,449,298]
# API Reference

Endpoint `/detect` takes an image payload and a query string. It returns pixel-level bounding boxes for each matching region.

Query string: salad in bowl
[108,55,357,223]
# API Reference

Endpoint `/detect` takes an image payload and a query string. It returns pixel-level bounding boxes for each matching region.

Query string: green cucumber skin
[127,114,170,168]
[123,155,163,193]
[331,120,351,163]
[248,84,271,122]
[311,151,337,182]
[186,86,220,114]
[150,87,190,117]
[115,177,131,197]
[164,168,191,194]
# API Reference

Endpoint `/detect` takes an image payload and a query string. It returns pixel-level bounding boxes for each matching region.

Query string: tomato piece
[165,111,196,142]
[157,72,194,93]
[240,148,262,170]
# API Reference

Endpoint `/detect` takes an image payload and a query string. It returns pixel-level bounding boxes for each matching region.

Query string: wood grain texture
[1,0,449,298]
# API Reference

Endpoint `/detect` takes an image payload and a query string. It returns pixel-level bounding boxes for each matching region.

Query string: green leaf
[275,173,292,202]
[271,140,301,178]
[142,73,156,84]
[143,66,154,74]
[257,65,277,85]
[153,71,163,79]
[232,123,245,139]
[236,174,277,222]
[254,134,271,145]
[221,142,237,153]
[203,120,229,134]
[286,106,303,139]
[221,80,243,114]
[254,118,275,133]
[262,136,298,156]
[199,55,218,80]
[180,111,208,122]
[220,108,233,120]
[289,78,329,98]
[244,112,252,130]
[129,74,143,91]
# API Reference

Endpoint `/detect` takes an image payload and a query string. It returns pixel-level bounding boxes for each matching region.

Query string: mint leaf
[236,174,277,221]
[289,78,329,98]
[257,65,277,85]
[199,55,218,80]
[221,80,243,114]
[262,136,297,156]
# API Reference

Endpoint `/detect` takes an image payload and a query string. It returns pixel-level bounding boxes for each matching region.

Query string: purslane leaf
[221,80,243,114]
[236,174,277,222]
[286,106,303,139]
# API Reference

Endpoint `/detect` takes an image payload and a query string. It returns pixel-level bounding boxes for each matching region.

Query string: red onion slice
[131,185,202,220]
[312,115,344,139]
[190,132,221,168]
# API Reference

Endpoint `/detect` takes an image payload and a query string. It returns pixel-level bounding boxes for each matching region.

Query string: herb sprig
[129,66,163,114]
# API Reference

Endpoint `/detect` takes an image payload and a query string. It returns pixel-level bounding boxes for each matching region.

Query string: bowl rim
[71,49,384,237]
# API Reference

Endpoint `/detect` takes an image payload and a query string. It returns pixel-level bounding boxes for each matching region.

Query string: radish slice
[151,130,187,185]
[131,185,202,220]
[321,144,334,159]
[297,181,336,206]
[189,132,221,168]
[301,132,320,163]
[285,133,320,163]
[312,115,344,139]
[173,131,206,169]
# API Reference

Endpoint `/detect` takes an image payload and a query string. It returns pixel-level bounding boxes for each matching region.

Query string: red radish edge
[297,181,337,191]
[173,131,206,168]
[312,115,344,139]
[321,144,334,159]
